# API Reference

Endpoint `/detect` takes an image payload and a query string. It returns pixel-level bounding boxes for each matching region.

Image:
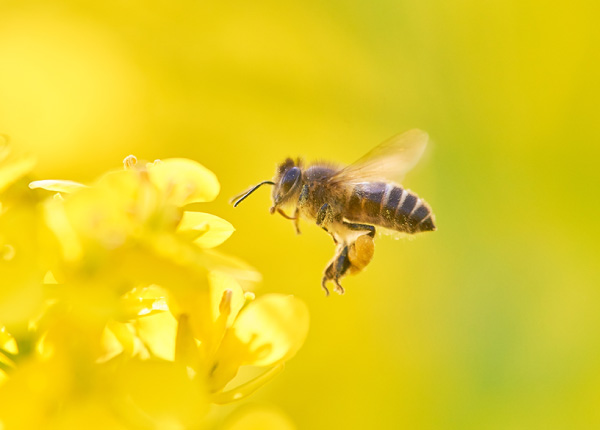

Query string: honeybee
[231,129,436,296]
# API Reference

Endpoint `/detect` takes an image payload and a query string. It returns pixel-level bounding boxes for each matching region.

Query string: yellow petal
[45,398,131,430]
[232,294,309,366]
[147,158,220,205]
[105,321,135,357]
[178,212,235,248]
[92,169,160,234]
[98,323,125,362]
[212,364,284,405]
[0,351,15,370]
[0,353,73,429]
[29,179,87,193]
[100,320,152,362]
[210,294,309,392]
[42,198,83,262]
[223,404,296,430]
[47,170,157,254]
[209,271,245,328]
[136,310,178,361]
[201,249,262,288]
[174,314,201,370]
[203,271,246,360]
[0,137,36,193]
[117,285,170,321]
[0,328,18,355]
[43,271,58,284]
[0,203,45,325]
[113,360,208,428]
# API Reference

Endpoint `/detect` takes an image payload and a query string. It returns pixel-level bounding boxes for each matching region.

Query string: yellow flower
[173,271,309,404]
[0,135,36,194]
[0,154,309,429]
[29,156,241,323]
[0,138,44,332]
[224,404,297,430]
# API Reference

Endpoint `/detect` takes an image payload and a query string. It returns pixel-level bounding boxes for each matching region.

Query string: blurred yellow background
[1,0,599,428]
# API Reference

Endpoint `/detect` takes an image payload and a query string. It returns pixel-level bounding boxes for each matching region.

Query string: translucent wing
[330,129,429,185]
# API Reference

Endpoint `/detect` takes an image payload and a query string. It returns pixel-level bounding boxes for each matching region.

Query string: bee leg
[333,279,345,295]
[320,278,330,297]
[316,202,339,243]
[321,235,375,295]
[293,208,301,234]
[315,203,332,227]
[343,221,376,238]
[332,245,350,294]
[276,208,295,220]
[320,225,338,245]
[276,208,301,234]
[322,244,351,295]
[347,234,375,275]
[298,184,309,207]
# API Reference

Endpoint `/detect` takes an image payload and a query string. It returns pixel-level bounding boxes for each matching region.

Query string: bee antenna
[230,181,275,207]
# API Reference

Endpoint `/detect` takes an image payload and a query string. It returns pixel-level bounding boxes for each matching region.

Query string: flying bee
[231,129,436,296]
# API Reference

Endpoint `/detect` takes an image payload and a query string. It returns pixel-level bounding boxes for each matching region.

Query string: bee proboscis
[231,129,436,296]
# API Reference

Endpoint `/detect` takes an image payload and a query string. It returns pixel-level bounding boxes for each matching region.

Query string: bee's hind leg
[343,221,376,238]
[322,245,351,296]
[341,222,376,276]
[347,234,375,275]
[320,234,375,296]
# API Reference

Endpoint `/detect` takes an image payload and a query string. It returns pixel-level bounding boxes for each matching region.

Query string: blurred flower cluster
[0,137,308,429]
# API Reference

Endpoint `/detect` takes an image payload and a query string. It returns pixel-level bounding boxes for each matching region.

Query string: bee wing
[330,129,429,185]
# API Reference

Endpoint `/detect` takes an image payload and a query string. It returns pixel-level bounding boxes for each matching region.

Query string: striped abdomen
[345,182,436,233]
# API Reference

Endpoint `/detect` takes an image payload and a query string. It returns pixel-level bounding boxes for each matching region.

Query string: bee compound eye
[281,167,300,193]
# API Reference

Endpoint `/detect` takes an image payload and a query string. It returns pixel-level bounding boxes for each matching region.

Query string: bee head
[270,157,303,214]
[230,157,303,212]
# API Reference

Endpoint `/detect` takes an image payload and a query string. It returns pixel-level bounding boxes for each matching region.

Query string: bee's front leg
[293,184,314,234]
[293,208,300,234]
[276,208,301,234]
